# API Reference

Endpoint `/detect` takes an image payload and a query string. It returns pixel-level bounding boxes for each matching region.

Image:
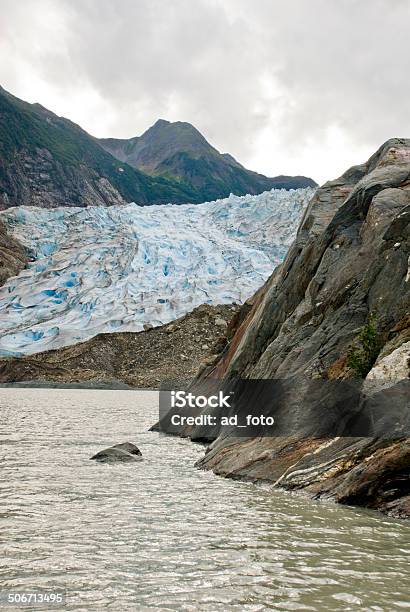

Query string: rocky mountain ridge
[100,118,316,202]
[0,86,316,210]
[0,86,201,209]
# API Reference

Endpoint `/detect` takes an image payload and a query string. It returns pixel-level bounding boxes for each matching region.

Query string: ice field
[0,188,314,355]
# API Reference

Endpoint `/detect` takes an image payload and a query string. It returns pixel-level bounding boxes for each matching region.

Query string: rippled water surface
[1,388,410,611]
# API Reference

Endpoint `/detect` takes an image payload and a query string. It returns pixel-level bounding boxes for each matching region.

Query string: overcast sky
[1,0,409,183]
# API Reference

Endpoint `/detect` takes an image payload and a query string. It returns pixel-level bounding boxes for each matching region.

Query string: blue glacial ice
[0,188,314,355]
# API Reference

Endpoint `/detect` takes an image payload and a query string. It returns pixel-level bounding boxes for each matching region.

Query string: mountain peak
[99,116,317,197]
[151,118,170,128]
[103,117,217,174]
[143,118,210,144]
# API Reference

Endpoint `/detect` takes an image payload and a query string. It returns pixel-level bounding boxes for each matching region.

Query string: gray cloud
[1,0,409,182]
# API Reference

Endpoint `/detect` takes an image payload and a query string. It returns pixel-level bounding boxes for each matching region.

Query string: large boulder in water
[90,442,143,463]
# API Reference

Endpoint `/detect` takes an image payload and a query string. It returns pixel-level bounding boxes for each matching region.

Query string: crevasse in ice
[0,188,314,356]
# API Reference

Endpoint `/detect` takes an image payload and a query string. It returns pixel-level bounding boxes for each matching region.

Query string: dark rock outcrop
[157,138,410,518]
[0,217,27,285]
[90,442,142,463]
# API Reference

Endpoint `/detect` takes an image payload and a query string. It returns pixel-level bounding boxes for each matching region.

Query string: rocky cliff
[0,217,27,286]
[206,138,410,381]
[157,139,410,518]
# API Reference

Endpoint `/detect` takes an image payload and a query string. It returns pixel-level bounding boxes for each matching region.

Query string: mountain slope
[100,119,317,201]
[0,87,198,209]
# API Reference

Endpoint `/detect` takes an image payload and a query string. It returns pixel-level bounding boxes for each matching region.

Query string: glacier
[0,188,314,356]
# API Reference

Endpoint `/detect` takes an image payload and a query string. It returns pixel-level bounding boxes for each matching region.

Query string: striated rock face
[0,218,27,286]
[207,139,410,381]
[159,139,410,518]
[197,436,410,519]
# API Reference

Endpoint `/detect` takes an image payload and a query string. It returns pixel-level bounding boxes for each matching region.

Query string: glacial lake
[1,388,410,611]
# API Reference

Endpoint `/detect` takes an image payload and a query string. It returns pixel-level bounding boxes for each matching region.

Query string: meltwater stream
[1,389,409,611]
